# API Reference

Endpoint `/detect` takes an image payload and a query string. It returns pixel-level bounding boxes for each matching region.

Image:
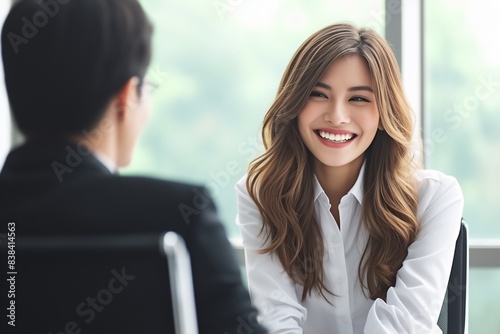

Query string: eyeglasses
[139,77,159,95]
[145,78,160,94]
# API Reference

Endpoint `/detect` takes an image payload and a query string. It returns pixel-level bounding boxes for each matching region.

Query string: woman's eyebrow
[348,86,373,93]
[315,82,331,90]
[314,82,374,93]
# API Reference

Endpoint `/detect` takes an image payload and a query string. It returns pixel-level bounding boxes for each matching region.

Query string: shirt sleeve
[235,176,307,334]
[364,172,464,333]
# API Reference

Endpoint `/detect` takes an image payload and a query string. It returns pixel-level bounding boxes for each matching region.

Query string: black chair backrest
[1,233,177,334]
[437,219,468,334]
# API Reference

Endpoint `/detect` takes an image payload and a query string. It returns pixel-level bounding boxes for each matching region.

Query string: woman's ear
[115,77,140,121]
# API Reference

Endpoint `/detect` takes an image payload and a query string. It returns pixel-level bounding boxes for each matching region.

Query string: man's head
[2,0,153,166]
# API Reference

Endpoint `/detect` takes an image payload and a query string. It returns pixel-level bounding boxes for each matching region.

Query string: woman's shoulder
[414,168,460,190]
[414,168,464,215]
[235,173,249,194]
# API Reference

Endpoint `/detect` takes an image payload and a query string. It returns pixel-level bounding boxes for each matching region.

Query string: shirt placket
[318,195,354,333]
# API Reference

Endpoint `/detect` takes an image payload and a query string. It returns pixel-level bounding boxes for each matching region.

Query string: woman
[236,23,463,333]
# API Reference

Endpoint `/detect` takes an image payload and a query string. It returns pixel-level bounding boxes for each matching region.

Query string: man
[0,0,267,333]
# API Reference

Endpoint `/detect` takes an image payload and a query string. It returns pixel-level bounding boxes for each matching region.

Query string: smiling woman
[236,23,463,333]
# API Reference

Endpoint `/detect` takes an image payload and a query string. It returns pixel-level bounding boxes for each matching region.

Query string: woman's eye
[349,96,370,102]
[310,91,328,98]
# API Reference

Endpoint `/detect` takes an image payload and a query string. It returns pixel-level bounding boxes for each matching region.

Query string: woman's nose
[323,103,350,125]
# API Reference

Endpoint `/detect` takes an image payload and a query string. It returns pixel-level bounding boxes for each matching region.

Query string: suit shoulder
[82,175,216,220]
[123,175,204,190]
[96,175,207,200]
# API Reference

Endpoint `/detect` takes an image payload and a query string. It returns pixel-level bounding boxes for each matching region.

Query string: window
[469,268,500,333]
[424,0,500,238]
[424,1,500,333]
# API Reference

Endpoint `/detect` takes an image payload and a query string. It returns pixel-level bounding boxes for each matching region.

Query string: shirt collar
[93,151,118,174]
[313,161,365,205]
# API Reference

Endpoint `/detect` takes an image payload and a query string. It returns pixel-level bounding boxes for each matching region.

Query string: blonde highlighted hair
[247,23,419,302]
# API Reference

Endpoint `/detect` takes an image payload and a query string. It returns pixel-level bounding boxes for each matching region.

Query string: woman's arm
[364,171,464,333]
[236,176,307,334]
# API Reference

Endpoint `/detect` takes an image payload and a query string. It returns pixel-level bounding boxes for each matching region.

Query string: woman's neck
[314,155,364,224]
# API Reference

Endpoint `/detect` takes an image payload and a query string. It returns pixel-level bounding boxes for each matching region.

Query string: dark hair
[1,0,153,138]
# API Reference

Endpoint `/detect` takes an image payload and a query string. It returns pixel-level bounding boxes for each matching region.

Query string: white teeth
[318,131,353,143]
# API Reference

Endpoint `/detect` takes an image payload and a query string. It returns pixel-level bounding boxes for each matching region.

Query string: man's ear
[115,77,140,121]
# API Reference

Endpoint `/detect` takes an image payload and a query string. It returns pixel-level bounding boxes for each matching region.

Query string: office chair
[437,219,469,334]
[2,232,198,334]
[163,232,199,334]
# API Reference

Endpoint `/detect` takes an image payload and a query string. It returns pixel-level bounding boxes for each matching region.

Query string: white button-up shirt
[236,164,464,334]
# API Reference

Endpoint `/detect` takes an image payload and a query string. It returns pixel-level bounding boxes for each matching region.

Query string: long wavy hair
[246,23,419,302]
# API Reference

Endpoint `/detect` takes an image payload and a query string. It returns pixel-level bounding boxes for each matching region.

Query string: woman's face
[298,55,381,171]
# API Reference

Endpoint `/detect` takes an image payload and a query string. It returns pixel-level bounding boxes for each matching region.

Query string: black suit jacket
[0,139,267,334]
